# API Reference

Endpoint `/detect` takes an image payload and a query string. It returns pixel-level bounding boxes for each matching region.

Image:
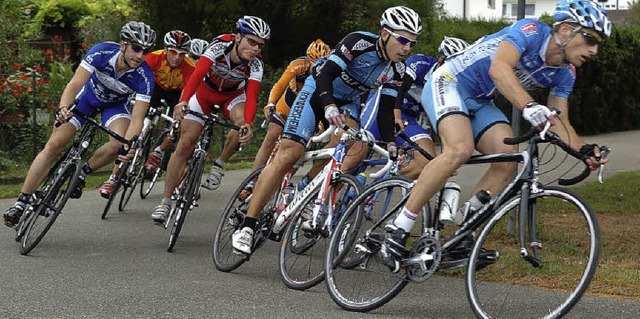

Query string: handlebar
[503,127,611,186]
[55,102,132,146]
[181,105,241,131]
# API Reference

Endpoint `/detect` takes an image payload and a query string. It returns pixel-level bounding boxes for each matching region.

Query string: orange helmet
[306,39,331,64]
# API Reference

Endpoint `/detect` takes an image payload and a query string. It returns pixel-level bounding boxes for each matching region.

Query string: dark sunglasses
[579,31,602,46]
[386,29,417,48]
[129,43,152,55]
[243,36,266,49]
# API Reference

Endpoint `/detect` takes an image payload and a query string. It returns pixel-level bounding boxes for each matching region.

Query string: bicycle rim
[139,131,166,199]
[324,176,414,312]
[467,186,600,319]
[21,162,77,255]
[102,164,127,219]
[212,167,264,272]
[167,156,203,252]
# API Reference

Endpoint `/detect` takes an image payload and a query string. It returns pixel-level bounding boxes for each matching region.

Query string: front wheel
[119,144,147,211]
[21,161,78,255]
[101,162,128,219]
[466,186,600,319]
[278,173,362,290]
[167,153,204,252]
[139,130,167,199]
[324,176,415,312]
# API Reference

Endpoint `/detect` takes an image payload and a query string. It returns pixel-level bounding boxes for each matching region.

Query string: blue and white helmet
[236,16,271,40]
[438,36,469,58]
[189,38,209,57]
[553,0,611,37]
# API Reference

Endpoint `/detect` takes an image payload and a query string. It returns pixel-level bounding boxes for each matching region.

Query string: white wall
[443,0,504,20]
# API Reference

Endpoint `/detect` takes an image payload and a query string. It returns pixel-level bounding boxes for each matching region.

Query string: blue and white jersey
[313,31,405,103]
[79,42,155,104]
[445,19,576,100]
[403,54,438,116]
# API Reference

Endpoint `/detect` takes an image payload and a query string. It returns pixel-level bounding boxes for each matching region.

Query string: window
[488,0,496,10]
[510,3,536,17]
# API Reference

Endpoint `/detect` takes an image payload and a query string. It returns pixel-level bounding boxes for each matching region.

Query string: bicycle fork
[518,184,543,268]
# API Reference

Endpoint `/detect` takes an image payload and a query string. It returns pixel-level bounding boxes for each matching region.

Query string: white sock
[393,207,417,232]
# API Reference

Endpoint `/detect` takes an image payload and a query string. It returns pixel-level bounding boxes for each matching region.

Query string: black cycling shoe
[381,224,409,273]
[4,203,26,228]
[441,233,499,270]
[70,177,86,199]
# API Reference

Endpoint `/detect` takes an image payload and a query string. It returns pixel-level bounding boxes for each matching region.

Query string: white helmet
[189,38,209,57]
[438,36,469,58]
[380,6,422,35]
[236,16,271,40]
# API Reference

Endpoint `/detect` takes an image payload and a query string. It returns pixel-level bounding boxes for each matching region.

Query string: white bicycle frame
[271,126,391,234]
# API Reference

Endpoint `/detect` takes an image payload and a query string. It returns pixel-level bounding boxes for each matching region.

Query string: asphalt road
[1,129,639,318]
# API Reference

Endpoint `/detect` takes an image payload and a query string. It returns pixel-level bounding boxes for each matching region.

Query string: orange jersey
[145,49,196,91]
[267,57,310,104]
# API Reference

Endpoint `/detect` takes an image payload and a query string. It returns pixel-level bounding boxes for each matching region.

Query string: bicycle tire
[20,161,78,255]
[139,130,167,199]
[101,161,128,219]
[279,173,362,291]
[324,176,414,312]
[212,167,264,272]
[466,186,600,319]
[167,152,204,252]
[118,143,147,211]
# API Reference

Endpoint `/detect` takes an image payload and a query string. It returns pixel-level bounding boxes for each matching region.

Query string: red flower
[81,42,88,49]
[14,63,21,69]
[12,92,20,97]
[64,48,71,56]
[53,34,62,42]
[45,49,53,56]
[37,79,45,86]
[27,87,33,93]
[35,66,43,73]
[20,74,30,80]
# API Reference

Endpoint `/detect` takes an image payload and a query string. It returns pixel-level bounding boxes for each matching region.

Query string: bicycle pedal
[232,249,250,260]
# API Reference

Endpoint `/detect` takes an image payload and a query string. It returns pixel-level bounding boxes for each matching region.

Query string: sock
[214,159,225,169]
[393,207,417,233]
[81,164,93,177]
[242,216,257,231]
[154,146,161,153]
[161,197,172,206]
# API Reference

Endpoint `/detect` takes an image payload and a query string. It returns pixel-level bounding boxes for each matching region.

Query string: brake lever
[597,146,611,184]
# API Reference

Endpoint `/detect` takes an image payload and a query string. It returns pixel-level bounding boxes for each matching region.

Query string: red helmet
[163,30,191,50]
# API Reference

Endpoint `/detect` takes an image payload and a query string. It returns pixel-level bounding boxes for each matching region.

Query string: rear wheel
[140,130,167,199]
[278,174,362,290]
[101,161,128,219]
[467,186,600,319]
[119,138,148,211]
[324,176,415,312]
[212,167,264,272]
[21,161,78,255]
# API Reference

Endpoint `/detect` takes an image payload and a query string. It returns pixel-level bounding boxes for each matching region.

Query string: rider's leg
[252,121,283,171]
[163,119,203,199]
[469,123,517,196]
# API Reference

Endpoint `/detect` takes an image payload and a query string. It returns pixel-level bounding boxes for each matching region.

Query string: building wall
[443,0,505,20]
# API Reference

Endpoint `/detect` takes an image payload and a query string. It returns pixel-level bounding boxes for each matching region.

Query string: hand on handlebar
[387,142,398,161]
[238,124,253,144]
[324,105,346,128]
[522,102,555,130]
[116,143,134,163]
[54,106,73,127]
[580,143,609,171]
[174,101,189,120]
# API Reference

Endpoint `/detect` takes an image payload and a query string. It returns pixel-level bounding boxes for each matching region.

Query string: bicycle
[15,102,132,255]
[324,123,610,317]
[163,106,241,253]
[212,125,393,291]
[101,100,177,219]
[138,100,179,199]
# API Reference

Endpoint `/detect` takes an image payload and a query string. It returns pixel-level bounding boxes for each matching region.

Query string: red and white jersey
[201,34,263,92]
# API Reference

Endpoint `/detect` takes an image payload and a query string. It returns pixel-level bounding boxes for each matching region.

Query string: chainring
[406,234,442,283]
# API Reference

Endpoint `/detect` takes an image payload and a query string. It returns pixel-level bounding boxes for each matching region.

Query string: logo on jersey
[520,23,538,37]
[340,44,353,61]
[352,39,373,51]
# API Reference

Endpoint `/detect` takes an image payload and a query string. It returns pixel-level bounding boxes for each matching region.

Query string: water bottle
[438,181,461,225]
[455,189,491,225]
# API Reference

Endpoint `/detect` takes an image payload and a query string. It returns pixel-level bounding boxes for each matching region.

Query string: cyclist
[362,36,470,180]
[382,0,611,273]
[240,39,331,198]
[189,38,210,62]
[3,21,157,227]
[150,16,270,223]
[99,30,196,198]
[231,6,422,256]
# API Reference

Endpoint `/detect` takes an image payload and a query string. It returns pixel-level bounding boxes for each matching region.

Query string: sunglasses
[386,29,417,48]
[579,31,602,46]
[167,48,187,57]
[129,43,152,55]
[243,36,266,49]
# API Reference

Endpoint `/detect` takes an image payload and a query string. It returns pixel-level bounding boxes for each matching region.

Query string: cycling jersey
[78,42,154,105]
[267,56,310,124]
[446,19,575,100]
[180,34,263,124]
[283,31,404,144]
[145,49,196,92]
[71,41,154,129]
[402,54,438,116]
[423,19,574,142]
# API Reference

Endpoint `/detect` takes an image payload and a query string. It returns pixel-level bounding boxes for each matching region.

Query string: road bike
[324,124,610,318]
[101,100,177,219]
[212,125,393,290]
[15,103,132,255]
[163,107,240,252]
